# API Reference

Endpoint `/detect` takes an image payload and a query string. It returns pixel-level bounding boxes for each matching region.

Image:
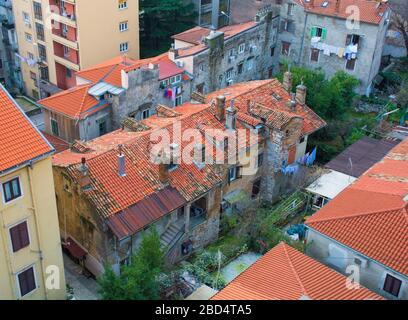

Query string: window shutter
[310,26,317,37]
[346,34,352,46]
[321,28,327,40]
[10,226,22,252]
[19,222,30,248]
[227,169,231,185]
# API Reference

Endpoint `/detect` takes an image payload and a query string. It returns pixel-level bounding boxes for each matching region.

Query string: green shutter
[321,28,327,40]
[310,26,317,38]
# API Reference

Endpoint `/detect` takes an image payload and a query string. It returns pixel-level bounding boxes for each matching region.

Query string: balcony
[49,0,77,28]
[53,42,80,71]
[52,28,78,50]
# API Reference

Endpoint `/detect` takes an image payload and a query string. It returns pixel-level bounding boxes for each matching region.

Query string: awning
[106,186,186,240]
[306,170,356,200]
[63,237,87,259]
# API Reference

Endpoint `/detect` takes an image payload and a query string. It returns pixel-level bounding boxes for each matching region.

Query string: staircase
[160,223,184,249]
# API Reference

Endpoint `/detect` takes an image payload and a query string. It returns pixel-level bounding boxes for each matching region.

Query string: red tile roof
[0,85,53,174]
[306,139,408,277]
[298,0,389,25]
[53,79,325,233]
[38,84,109,119]
[212,243,382,300]
[41,132,70,153]
[172,26,211,45]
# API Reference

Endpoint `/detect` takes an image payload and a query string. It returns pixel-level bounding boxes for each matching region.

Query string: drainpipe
[298,12,309,66]
[27,164,49,300]
[0,207,17,298]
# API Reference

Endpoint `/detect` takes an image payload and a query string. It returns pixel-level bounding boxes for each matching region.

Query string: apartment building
[276,0,391,95]
[192,0,231,28]
[306,139,408,300]
[0,0,24,94]
[171,7,280,95]
[0,84,66,300]
[12,0,139,99]
[50,78,325,276]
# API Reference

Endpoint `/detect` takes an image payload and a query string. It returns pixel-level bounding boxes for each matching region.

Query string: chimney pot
[226,99,237,130]
[215,95,226,121]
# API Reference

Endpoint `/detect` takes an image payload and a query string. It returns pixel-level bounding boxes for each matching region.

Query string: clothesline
[311,39,358,60]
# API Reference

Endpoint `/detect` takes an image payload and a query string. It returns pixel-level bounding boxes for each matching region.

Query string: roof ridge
[281,243,310,299]
[75,86,91,119]
[39,84,91,103]
[308,205,406,225]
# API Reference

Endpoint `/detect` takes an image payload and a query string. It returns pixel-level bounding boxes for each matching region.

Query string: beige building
[12,0,140,99]
[0,84,66,300]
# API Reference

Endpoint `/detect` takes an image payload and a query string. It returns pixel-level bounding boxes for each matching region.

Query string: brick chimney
[80,157,88,175]
[118,145,126,177]
[215,95,226,121]
[335,0,341,14]
[226,99,237,130]
[283,70,293,93]
[296,82,307,106]
[158,150,170,185]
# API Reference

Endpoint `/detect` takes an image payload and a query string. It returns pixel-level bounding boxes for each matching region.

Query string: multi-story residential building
[212,242,382,300]
[50,78,325,276]
[0,0,23,94]
[306,139,408,300]
[192,0,231,28]
[12,0,140,99]
[275,0,391,95]
[0,84,66,300]
[171,9,281,94]
[38,54,193,142]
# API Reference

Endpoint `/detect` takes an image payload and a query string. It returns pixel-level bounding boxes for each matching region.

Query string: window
[10,221,30,252]
[120,42,129,53]
[346,34,360,46]
[287,3,295,15]
[33,2,43,20]
[118,0,128,9]
[28,52,35,60]
[199,63,205,72]
[17,266,37,297]
[270,46,275,57]
[175,95,183,107]
[30,71,37,81]
[238,43,245,54]
[310,48,320,62]
[247,57,254,71]
[226,68,233,81]
[66,68,72,78]
[99,121,107,136]
[40,66,49,82]
[281,41,291,56]
[2,177,22,203]
[119,21,128,32]
[25,33,33,43]
[141,109,150,120]
[383,274,402,297]
[51,118,59,136]
[160,79,169,88]
[345,58,356,71]
[237,62,244,74]
[170,74,181,84]
[23,12,31,26]
[228,167,237,182]
[63,45,70,57]
[38,44,47,62]
[35,23,44,41]
[311,26,327,40]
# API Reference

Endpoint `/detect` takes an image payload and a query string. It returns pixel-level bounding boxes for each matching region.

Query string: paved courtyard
[63,253,101,300]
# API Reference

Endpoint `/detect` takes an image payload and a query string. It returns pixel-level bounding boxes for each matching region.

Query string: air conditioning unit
[354,256,368,269]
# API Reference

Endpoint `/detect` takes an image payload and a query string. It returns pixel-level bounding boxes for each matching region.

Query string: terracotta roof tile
[0,85,53,173]
[41,131,69,154]
[212,243,382,300]
[306,139,408,276]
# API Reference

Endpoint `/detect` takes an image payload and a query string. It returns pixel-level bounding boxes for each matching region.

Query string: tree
[98,228,165,300]
[390,0,408,56]
[140,0,197,57]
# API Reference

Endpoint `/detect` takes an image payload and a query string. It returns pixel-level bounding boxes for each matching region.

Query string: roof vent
[118,145,126,177]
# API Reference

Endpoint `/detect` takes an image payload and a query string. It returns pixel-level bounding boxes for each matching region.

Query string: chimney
[118,145,126,177]
[215,95,226,121]
[170,143,180,166]
[80,157,88,176]
[283,70,293,93]
[335,0,340,14]
[287,93,297,111]
[158,150,170,185]
[194,143,206,168]
[296,82,307,106]
[247,99,252,114]
[226,99,237,130]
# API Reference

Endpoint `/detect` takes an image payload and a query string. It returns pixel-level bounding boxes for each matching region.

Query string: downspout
[298,11,309,66]
[27,163,49,300]
[0,207,17,298]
